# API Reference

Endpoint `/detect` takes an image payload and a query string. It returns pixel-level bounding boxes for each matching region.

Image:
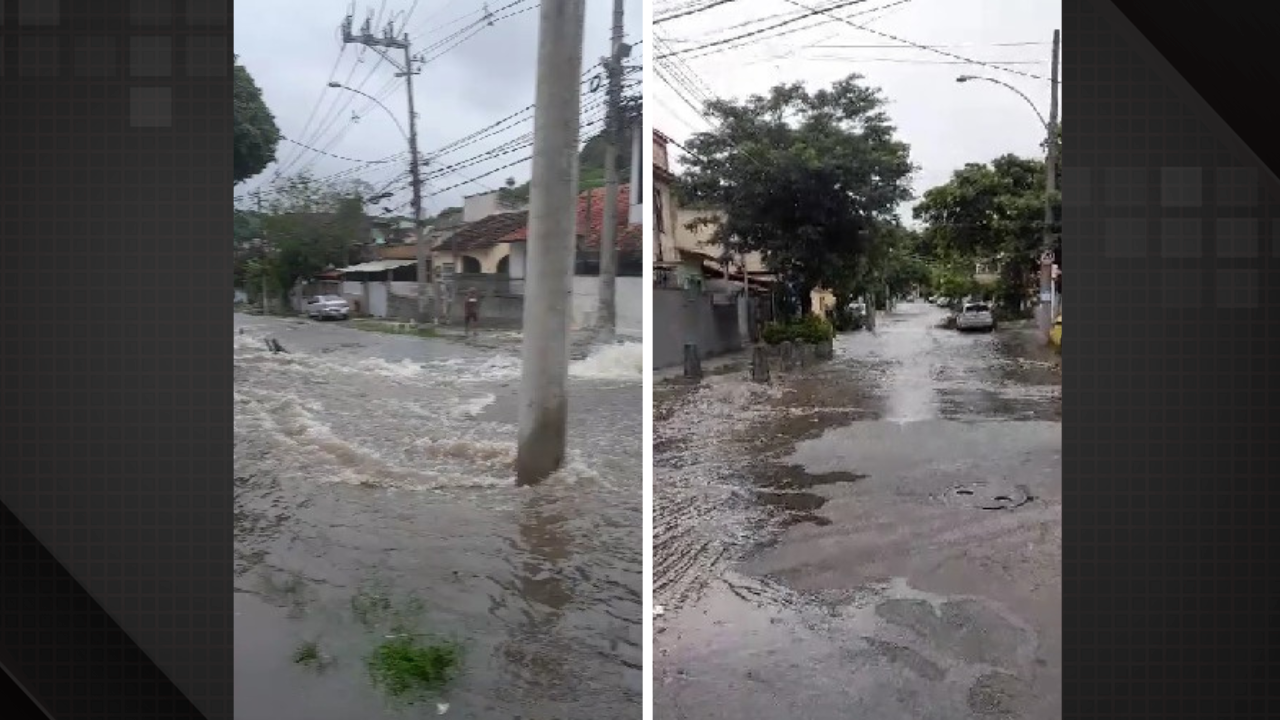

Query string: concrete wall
[509,243,526,280]
[571,276,642,338]
[653,286,746,370]
[462,191,525,222]
[383,290,524,328]
[433,243,511,274]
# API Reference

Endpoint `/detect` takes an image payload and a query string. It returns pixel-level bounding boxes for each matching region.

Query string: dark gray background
[1,1,230,719]
[2,0,1280,718]
[1065,0,1280,716]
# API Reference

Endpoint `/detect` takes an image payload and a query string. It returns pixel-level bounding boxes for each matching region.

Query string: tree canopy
[912,153,1060,264]
[234,57,280,185]
[236,173,371,298]
[675,74,916,305]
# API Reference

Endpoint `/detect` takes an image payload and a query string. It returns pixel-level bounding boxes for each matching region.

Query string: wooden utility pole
[596,0,629,343]
[340,12,427,320]
[517,0,587,485]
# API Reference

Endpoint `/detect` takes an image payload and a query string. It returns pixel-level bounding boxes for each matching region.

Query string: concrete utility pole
[596,0,629,343]
[517,0,587,486]
[340,13,427,321]
[1038,29,1061,342]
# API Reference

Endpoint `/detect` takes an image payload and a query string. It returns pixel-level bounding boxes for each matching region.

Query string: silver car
[305,294,350,321]
[956,301,996,332]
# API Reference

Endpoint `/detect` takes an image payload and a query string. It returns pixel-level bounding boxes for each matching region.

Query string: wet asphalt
[232,314,642,720]
[654,302,1062,719]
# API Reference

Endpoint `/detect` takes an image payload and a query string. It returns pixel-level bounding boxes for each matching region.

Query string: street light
[954,34,1060,343]
[327,81,409,140]
[955,75,1049,131]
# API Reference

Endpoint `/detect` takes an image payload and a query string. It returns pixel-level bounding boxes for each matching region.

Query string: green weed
[367,634,462,698]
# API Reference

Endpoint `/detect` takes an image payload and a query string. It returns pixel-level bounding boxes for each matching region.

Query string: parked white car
[305,294,350,321]
[956,301,996,332]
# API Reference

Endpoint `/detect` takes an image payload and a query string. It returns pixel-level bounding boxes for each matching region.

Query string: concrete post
[516,0,586,486]
[751,345,770,383]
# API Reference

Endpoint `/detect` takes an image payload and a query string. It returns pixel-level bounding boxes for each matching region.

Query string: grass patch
[367,635,463,698]
[349,319,439,338]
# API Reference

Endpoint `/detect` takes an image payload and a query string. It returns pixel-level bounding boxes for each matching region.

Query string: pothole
[946,482,1032,510]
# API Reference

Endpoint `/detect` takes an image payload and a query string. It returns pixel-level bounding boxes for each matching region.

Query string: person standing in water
[463,288,480,337]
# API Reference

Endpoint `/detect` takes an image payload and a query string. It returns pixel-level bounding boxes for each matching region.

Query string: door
[368,282,389,318]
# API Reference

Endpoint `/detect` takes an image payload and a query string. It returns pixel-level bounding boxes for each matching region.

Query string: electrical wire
[778,0,1046,80]
[280,135,403,165]
[302,0,536,174]
[657,0,876,59]
[271,45,348,176]
[655,0,740,25]
[674,0,915,62]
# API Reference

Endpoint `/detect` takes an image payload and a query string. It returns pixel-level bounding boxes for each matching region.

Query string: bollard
[815,338,834,360]
[683,343,703,380]
[751,345,771,383]
[798,343,816,367]
[779,341,796,371]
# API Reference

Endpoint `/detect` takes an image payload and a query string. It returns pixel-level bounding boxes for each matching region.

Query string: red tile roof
[431,211,529,253]
[501,184,641,253]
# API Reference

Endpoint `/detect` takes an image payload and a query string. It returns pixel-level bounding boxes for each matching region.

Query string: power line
[658,0,876,59]
[655,0,740,25]
[812,41,1049,49]
[675,0,915,62]
[778,0,1046,80]
[783,55,1043,66]
[272,45,349,174]
[290,1,537,177]
[279,136,402,165]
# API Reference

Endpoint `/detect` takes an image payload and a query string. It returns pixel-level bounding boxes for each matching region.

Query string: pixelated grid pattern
[1066,0,1280,717]
[0,0,233,718]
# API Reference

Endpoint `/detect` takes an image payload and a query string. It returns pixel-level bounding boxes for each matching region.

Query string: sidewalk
[654,346,754,383]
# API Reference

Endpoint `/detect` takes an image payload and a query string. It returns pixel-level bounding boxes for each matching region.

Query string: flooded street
[233,314,642,720]
[654,302,1062,719]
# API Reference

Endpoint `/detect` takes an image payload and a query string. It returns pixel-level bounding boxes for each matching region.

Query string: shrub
[761,322,794,345]
[761,315,835,345]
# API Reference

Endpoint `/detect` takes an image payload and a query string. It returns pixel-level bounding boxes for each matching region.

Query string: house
[461,188,526,222]
[974,257,1001,286]
[652,130,775,295]
[501,184,643,334]
[502,183,643,283]
[652,130,690,288]
[430,210,529,282]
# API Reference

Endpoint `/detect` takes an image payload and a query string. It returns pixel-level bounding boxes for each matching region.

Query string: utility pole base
[751,345,771,383]
[683,343,702,380]
[516,402,569,486]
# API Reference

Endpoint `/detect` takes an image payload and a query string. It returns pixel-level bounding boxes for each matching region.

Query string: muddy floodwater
[233,314,642,719]
[655,302,1062,719]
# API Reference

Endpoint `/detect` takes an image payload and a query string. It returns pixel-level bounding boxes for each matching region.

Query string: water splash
[569,342,643,381]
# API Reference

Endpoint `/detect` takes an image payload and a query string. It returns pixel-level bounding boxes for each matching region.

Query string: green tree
[676,74,916,313]
[250,173,369,303]
[234,56,280,185]
[912,153,1061,309]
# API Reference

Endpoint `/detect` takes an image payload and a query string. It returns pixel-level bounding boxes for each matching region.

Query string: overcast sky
[235,0,642,215]
[651,0,1061,225]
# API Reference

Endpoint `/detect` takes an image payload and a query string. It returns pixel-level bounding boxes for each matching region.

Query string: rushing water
[233,315,642,720]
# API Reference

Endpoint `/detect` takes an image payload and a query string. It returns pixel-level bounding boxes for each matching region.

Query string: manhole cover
[948,483,1031,510]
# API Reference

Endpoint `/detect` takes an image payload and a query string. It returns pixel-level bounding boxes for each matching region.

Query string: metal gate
[368,282,389,318]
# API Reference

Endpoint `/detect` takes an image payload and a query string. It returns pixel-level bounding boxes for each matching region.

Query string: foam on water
[570,341,643,381]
